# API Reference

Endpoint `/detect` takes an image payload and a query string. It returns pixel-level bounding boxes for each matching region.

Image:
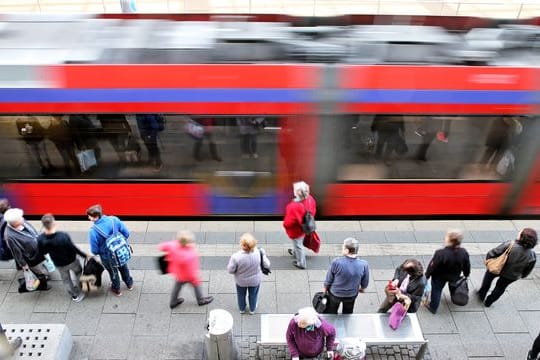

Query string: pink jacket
[159,241,201,286]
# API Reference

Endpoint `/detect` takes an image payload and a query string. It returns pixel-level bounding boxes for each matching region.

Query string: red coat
[283,195,317,240]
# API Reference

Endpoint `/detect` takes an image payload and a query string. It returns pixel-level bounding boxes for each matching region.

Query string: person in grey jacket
[4,208,47,275]
[227,233,270,314]
[478,228,537,307]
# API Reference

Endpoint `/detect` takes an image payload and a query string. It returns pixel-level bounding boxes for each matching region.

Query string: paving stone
[91,334,132,359]
[275,270,308,293]
[165,314,206,359]
[64,294,105,336]
[318,231,357,244]
[469,230,504,243]
[484,295,528,332]
[362,256,394,269]
[417,302,458,335]
[317,221,361,232]
[133,311,171,336]
[96,313,135,336]
[276,292,310,313]
[412,220,465,231]
[0,269,16,281]
[256,282,277,314]
[102,281,142,314]
[70,336,94,360]
[201,221,254,232]
[33,287,72,313]
[209,270,237,294]
[205,231,236,244]
[254,221,283,232]
[128,335,168,360]
[452,311,503,357]
[361,221,413,232]
[509,279,540,311]
[0,292,40,323]
[29,312,66,323]
[496,333,533,359]
[519,310,540,334]
[371,269,395,282]
[307,270,327,282]
[385,231,416,243]
[355,231,387,244]
[305,255,331,269]
[414,231,445,243]
[142,269,172,294]
[144,231,177,244]
[463,220,516,231]
[241,313,261,336]
[147,221,200,232]
[138,293,171,314]
[264,231,289,244]
[354,292,381,313]
[201,256,229,270]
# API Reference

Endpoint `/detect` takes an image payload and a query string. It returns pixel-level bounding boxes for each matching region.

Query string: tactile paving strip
[4,324,72,360]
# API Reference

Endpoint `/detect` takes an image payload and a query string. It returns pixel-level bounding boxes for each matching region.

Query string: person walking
[528,331,540,360]
[37,214,88,302]
[424,229,470,314]
[323,237,369,314]
[478,228,537,307]
[378,258,426,314]
[283,181,316,269]
[4,208,48,276]
[0,323,22,358]
[227,233,270,314]
[136,114,163,172]
[286,307,336,360]
[87,204,133,297]
[159,230,213,309]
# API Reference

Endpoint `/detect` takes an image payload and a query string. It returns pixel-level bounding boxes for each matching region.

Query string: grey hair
[293,181,310,200]
[343,237,359,255]
[4,208,23,225]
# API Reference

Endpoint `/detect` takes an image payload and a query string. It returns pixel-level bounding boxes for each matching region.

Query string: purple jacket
[286,316,336,358]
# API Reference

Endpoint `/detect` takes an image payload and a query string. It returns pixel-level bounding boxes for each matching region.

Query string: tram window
[0,114,284,180]
[330,115,534,181]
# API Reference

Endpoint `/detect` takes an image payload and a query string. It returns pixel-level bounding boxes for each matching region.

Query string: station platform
[1,219,539,359]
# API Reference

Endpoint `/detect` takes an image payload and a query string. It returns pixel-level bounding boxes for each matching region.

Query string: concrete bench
[259,313,428,360]
[4,324,72,360]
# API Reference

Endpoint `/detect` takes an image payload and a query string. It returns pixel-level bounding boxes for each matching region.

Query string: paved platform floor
[1,220,540,359]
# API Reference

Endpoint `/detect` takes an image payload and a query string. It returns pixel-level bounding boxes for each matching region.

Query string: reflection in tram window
[334,115,532,181]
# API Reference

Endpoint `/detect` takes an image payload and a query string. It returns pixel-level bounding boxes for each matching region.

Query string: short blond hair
[446,229,463,247]
[240,233,257,252]
[177,230,195,247]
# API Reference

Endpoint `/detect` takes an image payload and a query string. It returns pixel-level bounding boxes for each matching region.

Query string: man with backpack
[87,204,133,297]
[283,181,316,270]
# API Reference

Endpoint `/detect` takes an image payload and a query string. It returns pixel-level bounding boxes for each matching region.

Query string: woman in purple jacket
[286,307,336,360]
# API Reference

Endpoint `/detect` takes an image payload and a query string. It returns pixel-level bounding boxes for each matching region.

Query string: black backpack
[301,200,316,235]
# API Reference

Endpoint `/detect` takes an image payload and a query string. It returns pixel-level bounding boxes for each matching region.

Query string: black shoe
[484,299,493,307]
[170,298,184,309]
[287,248,294,256]
[476,290,486,302]
[423,303,436,314]
[292,261,306,270]
[527,350,538,360]
[198,296,214,306]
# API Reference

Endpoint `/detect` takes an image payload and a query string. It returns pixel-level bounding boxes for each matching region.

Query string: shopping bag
[41,254,56,273]
[24,269,40,291]
[388,302,407,330]
[76,149,97,172]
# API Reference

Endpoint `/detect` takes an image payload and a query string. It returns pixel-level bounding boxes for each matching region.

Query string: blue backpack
[94,218,132,267]
[0,220,13,261]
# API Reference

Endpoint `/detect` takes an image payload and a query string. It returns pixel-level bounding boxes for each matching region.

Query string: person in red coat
[283,181,316,269]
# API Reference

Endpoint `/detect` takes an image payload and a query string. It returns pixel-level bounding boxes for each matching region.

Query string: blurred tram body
[1,13,540,218]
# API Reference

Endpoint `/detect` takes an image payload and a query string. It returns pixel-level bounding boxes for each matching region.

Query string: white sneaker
[72,293,86,302]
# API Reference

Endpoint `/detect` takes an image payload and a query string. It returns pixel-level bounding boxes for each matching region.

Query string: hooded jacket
[487,240,536,281]
[286,314,336,358]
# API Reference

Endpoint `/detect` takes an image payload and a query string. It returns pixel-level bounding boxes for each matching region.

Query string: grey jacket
[5,221,43,267]
[227,248,270,287]
[487,240,536,281]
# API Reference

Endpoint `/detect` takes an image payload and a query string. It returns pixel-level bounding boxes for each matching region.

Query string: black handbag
[157,255,168,274]
[312,292,328,313]
[259,248,271,275]
[449,277,469,306]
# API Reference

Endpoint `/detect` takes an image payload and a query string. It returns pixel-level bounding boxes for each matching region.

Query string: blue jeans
[428,276,447,313]
[236,284,260,312]
[102,258,133,292]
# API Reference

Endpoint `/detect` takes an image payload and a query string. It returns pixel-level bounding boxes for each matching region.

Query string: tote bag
[388,302,407,330]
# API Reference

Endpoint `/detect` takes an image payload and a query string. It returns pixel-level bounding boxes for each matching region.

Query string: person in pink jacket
[159,230,213,309]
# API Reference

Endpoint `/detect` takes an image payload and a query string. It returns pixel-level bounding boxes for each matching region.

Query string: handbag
[41,254,56,273]
[24,269,40,291]
[157,255,168,274]
[76,149,97,172]
[312,291,328,313]
[496,150,515,176]
[449,276,469,306]
[259,248,271,275]
[485,241,514,275]
[388,302,407,330]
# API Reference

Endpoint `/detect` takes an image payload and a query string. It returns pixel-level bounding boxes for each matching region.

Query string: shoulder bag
[259,248,271,275]
[485,241,514,275]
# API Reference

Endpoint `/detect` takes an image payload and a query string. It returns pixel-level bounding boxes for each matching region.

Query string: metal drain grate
[4,324,72,360]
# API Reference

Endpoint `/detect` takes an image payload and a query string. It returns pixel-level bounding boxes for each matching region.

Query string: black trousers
[325,291,357,314]
[531,332,540,358]
[478,270,515,306]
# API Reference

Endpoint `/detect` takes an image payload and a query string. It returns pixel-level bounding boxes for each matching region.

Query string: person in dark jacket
[99,114,139,164]
[87,204,133,297]
[37,214,89,302]
[478,228,537,307]
[528,331,540,360]
[480,116,521,167]
[378,258,426,314]
[371,114,406,165]
[286,307,336,360]
[136,114,163,172]
[0,198,13,261]
[425,229,470,314]
[16,116,54,174]
[46,116,78,175]
[4,208,47,275]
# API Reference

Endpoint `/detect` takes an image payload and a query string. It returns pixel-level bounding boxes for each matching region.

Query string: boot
[0,330,22,356]
[198,296,214,306]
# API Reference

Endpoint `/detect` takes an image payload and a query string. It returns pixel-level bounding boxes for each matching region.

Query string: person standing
[136,114,163,172]
[0,199,13,261]
[378,259,426,314]
[478,228,537,307]
[4,208,47,276]
[424,229,470,314]
[87,204,133,297]
[227,233,270,314]
[323,238,369,314]
[528,331,540,360]
[283,181,316,270]
[286,307,336,360]
[37,214,88,302]
[159,230,213,309]
[16,116,54,174]
[0,323,22,358]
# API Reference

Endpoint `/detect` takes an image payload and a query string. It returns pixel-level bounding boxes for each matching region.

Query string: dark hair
[86,204,103,218]
[0,198,10,214]
[41,213,55,230]
[518,228,537,249]
[402,258,424,278]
